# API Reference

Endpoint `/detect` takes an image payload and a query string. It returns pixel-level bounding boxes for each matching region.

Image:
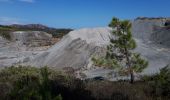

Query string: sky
[0,0,170,29]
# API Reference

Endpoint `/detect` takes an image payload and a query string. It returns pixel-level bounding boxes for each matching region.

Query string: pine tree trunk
[124,48,134,84]
[130,70,134,84]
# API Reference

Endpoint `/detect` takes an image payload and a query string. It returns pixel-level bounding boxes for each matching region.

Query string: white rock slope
[30,27,112,69]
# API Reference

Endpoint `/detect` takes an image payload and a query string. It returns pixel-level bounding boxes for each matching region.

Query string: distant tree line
[0,24,73,39]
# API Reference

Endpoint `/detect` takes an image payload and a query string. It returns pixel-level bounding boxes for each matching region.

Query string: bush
[0,66,63,100]
[86,80,152,100]
[142,65,170,98]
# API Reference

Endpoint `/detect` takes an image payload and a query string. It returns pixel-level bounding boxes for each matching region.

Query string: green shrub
[142,65,170,98]
[0,66,40,83]
[0,31,11,40]
[54,94,62,100]
[0,26,13,40]
[92,57,119,68]
[0,66,63,100]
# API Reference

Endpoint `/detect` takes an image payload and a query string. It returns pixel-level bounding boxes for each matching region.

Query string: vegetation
[165,20,170,26]
[0,25,13,40]
[0,65,169,100]
[0,66,62,100]
[93,17,148,83]
[142,65,170,98]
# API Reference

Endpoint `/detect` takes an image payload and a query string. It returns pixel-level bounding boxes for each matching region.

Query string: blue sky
[0,0,170,29]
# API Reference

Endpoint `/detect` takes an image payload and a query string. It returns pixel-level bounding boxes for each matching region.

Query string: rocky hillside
[28,17,170,77]
[27,26,169,73]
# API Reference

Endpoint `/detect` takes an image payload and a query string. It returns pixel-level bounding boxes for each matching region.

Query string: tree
[93,17,148,83]
[108,17,148,83]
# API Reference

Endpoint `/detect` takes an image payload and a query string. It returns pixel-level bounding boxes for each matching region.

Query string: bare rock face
[29,27,112,69]
[132,17,166,42]
[132,17,170,47]
[10,31,52,47]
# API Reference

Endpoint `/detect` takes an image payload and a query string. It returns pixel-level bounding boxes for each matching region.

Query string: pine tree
[95,17,148,83]
[107,17,148,83]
